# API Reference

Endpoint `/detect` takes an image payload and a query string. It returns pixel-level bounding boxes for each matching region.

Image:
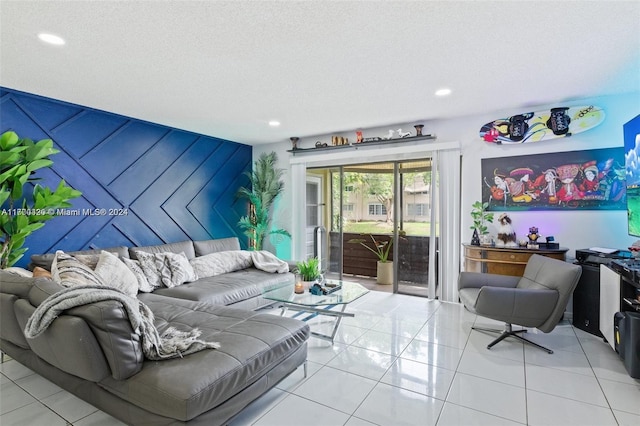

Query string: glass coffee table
[262,279,369,344]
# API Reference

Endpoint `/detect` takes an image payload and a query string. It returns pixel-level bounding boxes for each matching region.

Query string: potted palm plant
[0,131,82,268]
[236,152,290,251]
[349,234,393,285]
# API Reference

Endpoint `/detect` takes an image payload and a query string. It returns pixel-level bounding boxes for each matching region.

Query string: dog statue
[397,128,412,138]
[495,213,517,247]
[386,129,395,139]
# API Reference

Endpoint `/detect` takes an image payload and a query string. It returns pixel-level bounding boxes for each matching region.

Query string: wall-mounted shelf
[287,134,437,155]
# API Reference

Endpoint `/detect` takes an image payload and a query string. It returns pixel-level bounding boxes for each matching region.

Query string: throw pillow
[134,251,163,291]
[189,250,252,279]
[50,251,106,288]
[154,252,198,288]
[4,267,33,277]
[121,258,154,293]
[33,267,52,279]
[93,251,139,297]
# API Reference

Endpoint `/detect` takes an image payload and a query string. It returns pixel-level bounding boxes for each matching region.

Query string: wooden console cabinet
[463,244,569,276]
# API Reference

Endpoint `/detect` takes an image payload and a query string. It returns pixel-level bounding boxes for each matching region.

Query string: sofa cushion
[129,240,196,260]
[154,252,198,287]
[121,258,153,293]
[193,237,241,257]
[152,268,294,306]
[102,293,309,421]
[29,246,130,271]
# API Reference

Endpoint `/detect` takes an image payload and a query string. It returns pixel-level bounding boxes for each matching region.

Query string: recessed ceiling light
[435,88,452,97]
[38,33,66,46]
[268,120,281,127]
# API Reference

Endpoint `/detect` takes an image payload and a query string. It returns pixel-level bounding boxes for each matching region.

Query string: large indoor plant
[237,152,290,251]
[0,131,82,268]
[470,200,494,245]
[349,234,394,285]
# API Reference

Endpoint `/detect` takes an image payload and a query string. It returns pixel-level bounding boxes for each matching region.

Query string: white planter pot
[376,261,393,285]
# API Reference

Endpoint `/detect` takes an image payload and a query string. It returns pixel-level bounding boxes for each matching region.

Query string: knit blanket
[24,285,220,360]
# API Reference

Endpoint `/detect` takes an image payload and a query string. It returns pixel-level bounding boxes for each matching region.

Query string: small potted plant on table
[295,257,321,291]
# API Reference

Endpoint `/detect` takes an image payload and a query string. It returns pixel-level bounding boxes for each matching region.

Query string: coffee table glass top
[262,279,369,306]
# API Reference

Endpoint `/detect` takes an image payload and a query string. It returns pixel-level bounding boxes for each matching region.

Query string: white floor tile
[354,382,444,426]
[351,329,413,356]
[0,381,37,415]
[276,361,322,392]
[400,339,463,371]
[0,360,35,381]
[380,357,455,400]
[373,317,424,339]
[613,409,640,426]
[587,351,640,385]
[436,402,524,426]
[327,345,396,381]
[526,389,618,426]
[305,339,347,365]
[14,373,63,400]
[0,401,67,426]
[598,377,640,415]
[465,329,524,362]
[414,322,471,350]
[344,415,379,426]
[523,327,584,354]
[446,373,527,424]
[227,387,289,426]
[252,393,351,426]
[457,350,525,387]
[525,364,608,407]
[293,366,377,414]
[74,409,127,426]
[524,345,594,376]
[40,390,99,423]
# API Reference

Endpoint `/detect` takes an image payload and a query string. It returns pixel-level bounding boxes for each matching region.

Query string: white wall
[255,92,640,262]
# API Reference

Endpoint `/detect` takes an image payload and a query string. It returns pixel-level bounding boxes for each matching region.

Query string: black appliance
[573,249,632,337]
[614,311,640,379]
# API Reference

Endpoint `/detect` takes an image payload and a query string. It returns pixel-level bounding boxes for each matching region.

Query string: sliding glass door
[309,158,437,297]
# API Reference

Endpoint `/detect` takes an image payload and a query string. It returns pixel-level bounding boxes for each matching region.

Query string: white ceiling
[1,1,639,145]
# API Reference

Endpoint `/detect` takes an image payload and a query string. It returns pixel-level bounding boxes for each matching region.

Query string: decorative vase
[290,137,299,150]
[471,229,480,246]
[414,124,424,136]
[376,261,393,285]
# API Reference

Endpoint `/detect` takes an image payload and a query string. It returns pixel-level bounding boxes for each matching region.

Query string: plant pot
[377,261,393,285]
[302,280,317,291]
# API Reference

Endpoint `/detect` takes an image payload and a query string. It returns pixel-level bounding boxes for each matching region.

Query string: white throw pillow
[94,251,139,297]
[189,250,252,279]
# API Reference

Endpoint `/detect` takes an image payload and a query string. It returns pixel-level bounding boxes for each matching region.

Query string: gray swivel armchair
[459,254,582,354]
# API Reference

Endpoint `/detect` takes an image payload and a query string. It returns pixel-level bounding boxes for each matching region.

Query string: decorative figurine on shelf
[290,136,299,150]
[527,226,540,249]
[414,124,424,136]
[398,128,412,138]
[356,131,363,143]
[386,129,395,140]
[495,213,517,247]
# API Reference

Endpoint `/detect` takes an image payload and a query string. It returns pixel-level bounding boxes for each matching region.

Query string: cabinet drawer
[464,247,483,260]
[486,251,530,263]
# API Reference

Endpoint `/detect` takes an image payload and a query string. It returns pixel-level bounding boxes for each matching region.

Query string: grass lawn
[343,221,432,236]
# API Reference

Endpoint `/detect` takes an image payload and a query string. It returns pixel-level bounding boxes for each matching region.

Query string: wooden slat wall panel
[0,88,251,266]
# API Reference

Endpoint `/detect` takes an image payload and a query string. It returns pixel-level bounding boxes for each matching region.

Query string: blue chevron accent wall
[1,88,252,267]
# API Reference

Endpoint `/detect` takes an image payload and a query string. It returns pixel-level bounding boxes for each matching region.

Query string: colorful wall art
[481,147,625,211]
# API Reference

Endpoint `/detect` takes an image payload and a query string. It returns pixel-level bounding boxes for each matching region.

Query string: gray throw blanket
[25,285,220,360]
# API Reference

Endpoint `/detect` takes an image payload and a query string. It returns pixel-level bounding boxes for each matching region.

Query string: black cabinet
[573,264,603,337]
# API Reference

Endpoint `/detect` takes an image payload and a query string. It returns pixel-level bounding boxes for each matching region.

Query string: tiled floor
[2,290,640,425]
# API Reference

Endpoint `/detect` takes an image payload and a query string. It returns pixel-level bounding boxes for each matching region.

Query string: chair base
[472,323,554,354]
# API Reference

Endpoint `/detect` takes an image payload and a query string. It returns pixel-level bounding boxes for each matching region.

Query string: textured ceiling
[1,1,638,145]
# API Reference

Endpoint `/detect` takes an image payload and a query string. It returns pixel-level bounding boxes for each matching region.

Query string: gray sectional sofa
[0,237,309,425]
